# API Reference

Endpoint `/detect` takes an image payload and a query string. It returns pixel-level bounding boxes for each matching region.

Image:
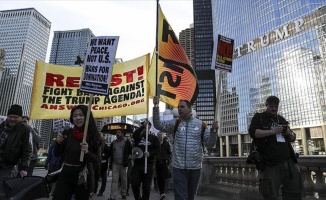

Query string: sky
[1,0,194,62]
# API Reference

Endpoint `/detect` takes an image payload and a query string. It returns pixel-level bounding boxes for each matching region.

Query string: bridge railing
[198,156,326,200]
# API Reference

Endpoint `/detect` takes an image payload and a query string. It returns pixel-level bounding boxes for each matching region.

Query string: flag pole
[215,70,223,157]
[80,94,93,161]
[155,0,159,97]
[144,114,149,174]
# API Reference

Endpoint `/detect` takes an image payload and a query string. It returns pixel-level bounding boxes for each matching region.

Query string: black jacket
[133,125,160,166]
[0,121,32,170]
[248,112,297,164]
[156,140,172,165]
[109,138,132,169]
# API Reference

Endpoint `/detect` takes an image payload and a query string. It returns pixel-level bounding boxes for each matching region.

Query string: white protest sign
[80,36,119,95]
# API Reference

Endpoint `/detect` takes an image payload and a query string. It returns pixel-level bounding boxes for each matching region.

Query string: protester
[131,120,160,200]
[96,136,110,196]
[45,138,64,195]
[124,132,133,196]
[20,115,41,176]
[155,132,172,200]
[0,104,32,199]
[53,105,101,200]
[107,130,132,200]
[152,96,218,200]
[248,96,302,199]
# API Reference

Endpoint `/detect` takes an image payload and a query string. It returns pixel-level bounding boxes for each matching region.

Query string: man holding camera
[249,96,302,200]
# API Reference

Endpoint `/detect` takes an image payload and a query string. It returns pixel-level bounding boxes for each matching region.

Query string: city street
[34,168,218,200]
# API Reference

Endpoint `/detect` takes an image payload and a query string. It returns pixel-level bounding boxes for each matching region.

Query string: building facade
[49,28,94,66]
[0,8,50,115]
[193,0,216,126]
[179,23,195,68]
[0,49,4,81]
[211,0,326,156]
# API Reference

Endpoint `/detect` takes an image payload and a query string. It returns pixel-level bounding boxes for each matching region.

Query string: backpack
[173,118,207,151]
[246,113,267,170]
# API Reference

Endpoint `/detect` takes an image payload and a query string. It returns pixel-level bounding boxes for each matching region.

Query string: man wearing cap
[0,104,32,198]
[249,96,302,200]
[107,130,132,200]
[131,120,160,200]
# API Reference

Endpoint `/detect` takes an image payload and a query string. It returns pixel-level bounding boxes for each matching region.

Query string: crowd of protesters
[0,95,301,200]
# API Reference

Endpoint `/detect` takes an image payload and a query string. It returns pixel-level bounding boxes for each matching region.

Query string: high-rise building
[0,8,51,115]
[179,24,195,68]
[193,0,216,126]
[49,28,94,65]
[211,0,326,156]
[0,49,4,81]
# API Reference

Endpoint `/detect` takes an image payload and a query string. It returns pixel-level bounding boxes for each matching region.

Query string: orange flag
[148,5,199,107]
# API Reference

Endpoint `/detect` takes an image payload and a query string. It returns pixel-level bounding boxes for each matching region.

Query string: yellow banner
[148,6,199,108]
[30,54,149,119]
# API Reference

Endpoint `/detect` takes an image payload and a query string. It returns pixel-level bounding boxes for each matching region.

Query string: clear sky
[1,0,193,62]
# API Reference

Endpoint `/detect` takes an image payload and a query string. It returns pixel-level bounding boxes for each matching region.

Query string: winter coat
[0,121,32,170]
[152,107,217,169]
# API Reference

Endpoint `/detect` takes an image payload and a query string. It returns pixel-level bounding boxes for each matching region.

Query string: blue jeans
[173,167,201,200]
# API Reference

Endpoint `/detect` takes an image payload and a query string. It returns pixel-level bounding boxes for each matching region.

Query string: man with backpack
[152,96,218,200]
[248,96,302,200]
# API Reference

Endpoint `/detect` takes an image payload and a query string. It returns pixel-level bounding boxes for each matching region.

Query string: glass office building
[211,0,326,156]
[193,0,216,126]
[0,8,50,115]
[49,29,94,65]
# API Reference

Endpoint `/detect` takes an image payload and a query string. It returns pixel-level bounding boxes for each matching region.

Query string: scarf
[72,126,84,140]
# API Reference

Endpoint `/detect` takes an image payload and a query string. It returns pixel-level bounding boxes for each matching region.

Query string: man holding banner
[152,96,219,200]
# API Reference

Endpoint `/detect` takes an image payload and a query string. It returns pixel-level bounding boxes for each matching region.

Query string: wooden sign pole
[80,94,93,162]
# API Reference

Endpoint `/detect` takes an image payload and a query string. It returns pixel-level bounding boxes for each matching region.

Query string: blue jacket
[46,145,64,166]
[153,107,217,169]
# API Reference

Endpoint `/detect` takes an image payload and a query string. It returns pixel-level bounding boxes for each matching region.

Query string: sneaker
[160,194,166,200]
[122,195,126,199]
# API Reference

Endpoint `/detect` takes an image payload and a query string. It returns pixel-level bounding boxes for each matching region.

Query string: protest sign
[211,34,234,72]
[30,54,149,119]
[80,36,119,95]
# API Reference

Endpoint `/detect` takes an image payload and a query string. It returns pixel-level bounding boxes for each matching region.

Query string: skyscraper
[0,8,51,115]
[211,0,326,156]
[0,49,4,81]
[193,0,216,127]
[49,28,94,66]
[179,24,195,68]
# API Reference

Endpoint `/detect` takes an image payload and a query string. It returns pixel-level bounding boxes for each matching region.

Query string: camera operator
[248,96,302,200]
